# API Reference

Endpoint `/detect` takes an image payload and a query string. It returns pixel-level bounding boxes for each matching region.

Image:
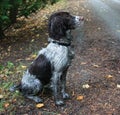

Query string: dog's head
[48,12,84,40]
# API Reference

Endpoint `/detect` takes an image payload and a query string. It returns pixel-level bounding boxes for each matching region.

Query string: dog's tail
[9,83,21,92]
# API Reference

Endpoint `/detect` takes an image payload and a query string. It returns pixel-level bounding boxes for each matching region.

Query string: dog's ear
[48,16,67,40]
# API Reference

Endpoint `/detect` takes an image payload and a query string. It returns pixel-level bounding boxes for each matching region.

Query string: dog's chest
[52,46,69,71]
[40,43,70,72]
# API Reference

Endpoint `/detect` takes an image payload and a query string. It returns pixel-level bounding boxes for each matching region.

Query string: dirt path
[88,0,120,38]
[67,0,120,114]
[0,0,120,114]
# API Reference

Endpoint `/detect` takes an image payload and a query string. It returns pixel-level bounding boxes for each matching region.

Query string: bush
[0,0,60,39]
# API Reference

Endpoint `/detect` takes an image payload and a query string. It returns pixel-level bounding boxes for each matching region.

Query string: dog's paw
[27,95,43,103]
[34,97,43,103]
[62,93,70,99]
[55,100,64,106]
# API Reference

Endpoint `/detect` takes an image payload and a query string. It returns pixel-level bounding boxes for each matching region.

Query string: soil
[0,0,120,115]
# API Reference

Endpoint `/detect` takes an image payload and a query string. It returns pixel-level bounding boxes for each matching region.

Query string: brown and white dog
[10,12,84,106]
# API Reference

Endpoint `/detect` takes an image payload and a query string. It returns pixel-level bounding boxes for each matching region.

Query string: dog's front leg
[61,68,70,99]
[52,72,64,106]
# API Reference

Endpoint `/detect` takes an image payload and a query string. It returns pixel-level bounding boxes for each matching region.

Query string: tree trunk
[9,0,18,24]
[0,26,5,39]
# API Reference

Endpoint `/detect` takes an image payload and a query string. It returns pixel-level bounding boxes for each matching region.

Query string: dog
[10,12,84,106]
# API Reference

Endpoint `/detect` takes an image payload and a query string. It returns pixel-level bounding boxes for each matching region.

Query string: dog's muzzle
[75,16,84,27]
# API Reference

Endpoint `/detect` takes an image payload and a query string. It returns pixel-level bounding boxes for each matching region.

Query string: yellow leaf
[82,84,90,89]
[117,84,120,88]
[31,39,35,42]
[36,103,44,108]
[31,54,37,59]
[97,27,101,30]
[92,64,99,68]
[25,57,31,60]
[105,75,113,79]
[21,65,27,69]
[36,34,40,37]
[4,103,9,108]
[76,95,84,101]
[0,95,3,99]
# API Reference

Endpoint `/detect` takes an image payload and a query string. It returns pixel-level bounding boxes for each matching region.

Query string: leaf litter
[0,0,120,114]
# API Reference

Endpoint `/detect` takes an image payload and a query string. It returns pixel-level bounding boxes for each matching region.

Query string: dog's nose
[79,16,84,21]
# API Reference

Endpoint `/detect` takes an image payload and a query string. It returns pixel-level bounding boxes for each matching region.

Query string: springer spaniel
[10,12,84,106]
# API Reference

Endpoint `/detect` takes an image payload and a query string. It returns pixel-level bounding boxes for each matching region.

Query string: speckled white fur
[39,42,69,72]
[11,12,84,106]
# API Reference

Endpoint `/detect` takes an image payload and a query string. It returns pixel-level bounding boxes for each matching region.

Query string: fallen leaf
[44,43,48,46]
[87,9,90,12]
[25,57,31,60]
[117,84,120,88]
[36,34,40,37]
[0,95,3,99]
[36,103,44,108]
[92,64,99,68]
[97,27,101,30]
[77,95,84,101]
[1,74,7,80]
[31,39,35,42]
[105,75,113,79]
[72,91,75,96]
[31,54,37,59]
[4,103,10,108]
[32,28,35,31]
[21,65,27,69]
[12,99,17,102]
[82,84,90,89]
[81,62,87,65]
[86,18,89,21]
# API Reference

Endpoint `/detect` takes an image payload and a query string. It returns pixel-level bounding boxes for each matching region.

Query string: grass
[0,61,25,113]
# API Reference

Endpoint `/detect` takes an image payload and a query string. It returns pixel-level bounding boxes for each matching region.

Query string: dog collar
[48,38,71,47]
[52,41,71,47]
